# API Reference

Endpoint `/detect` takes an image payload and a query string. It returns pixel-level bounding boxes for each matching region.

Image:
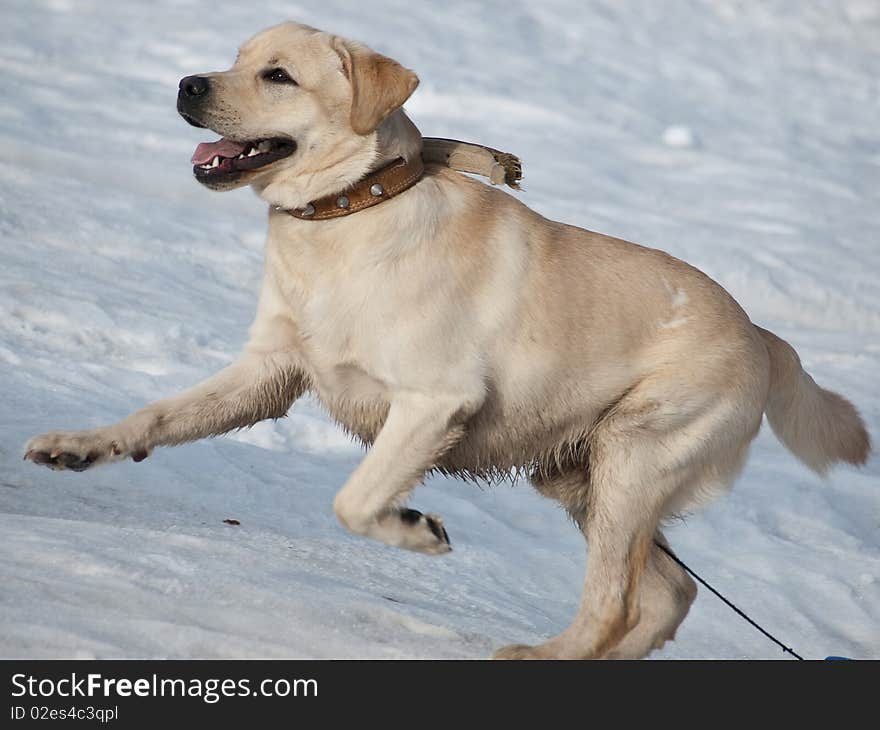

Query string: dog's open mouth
[191,137,296,181]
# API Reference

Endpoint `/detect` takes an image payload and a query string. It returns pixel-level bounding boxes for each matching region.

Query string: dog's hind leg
[496,444,667,658]
[496,378,761,660]
[602,532,697,659]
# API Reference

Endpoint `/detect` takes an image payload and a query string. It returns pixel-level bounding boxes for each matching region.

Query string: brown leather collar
[285,155,424,221]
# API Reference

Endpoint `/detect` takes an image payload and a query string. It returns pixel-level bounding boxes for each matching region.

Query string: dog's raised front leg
[24,351,308,470]
[25,272,308,470]
[332,392,480,554]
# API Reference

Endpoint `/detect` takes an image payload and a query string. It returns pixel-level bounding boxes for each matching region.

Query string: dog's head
[177,22,419,204]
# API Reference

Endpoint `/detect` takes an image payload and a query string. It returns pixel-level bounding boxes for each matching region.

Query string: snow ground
[0,0,877,659]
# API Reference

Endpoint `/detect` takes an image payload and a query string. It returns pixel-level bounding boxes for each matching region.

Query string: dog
[24,21,870,659]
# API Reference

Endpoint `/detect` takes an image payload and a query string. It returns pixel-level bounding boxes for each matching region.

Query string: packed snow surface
[1,0,877,659]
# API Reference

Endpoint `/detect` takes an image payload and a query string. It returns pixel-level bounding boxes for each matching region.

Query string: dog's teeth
[210,157,220,168]
[238,153,246,159]
[247,148,259,157]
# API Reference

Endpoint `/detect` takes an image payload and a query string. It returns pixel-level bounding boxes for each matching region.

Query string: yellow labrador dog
[25,22,870,659]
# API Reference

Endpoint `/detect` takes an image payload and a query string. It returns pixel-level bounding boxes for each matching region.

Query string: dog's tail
[757,326,870,475]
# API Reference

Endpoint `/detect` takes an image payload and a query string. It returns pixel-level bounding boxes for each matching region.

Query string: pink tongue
[191,138,248,165]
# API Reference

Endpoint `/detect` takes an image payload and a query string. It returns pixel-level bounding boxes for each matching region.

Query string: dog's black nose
[179,75,210,97]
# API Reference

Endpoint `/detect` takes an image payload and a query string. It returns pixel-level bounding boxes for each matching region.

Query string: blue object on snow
[824,656,852,660]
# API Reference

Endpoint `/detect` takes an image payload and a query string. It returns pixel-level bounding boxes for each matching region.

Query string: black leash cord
[654,540,805,660]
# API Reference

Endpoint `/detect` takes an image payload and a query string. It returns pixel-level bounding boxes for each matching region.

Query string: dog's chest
[267,230,417,399]
[298,284,395,401]
[264,215,495,433]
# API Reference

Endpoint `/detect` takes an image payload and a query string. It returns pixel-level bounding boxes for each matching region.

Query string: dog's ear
[332,37,419,135]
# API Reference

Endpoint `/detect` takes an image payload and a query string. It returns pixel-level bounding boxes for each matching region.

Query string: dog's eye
[262,68,297,85]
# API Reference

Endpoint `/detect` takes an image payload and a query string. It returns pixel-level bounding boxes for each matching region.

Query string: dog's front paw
[397,508,452,555]
[24,429,146,471]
